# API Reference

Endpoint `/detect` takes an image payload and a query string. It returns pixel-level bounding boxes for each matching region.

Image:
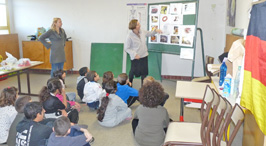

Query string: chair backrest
[205,56,214,77]
[211,97,232,146]
[206,92,227,146]
[200,88,220,146]
[200,85,214,121]
[217,104,244,146]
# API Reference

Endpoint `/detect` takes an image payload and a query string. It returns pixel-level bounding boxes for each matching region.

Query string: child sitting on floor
[53,70,81,111]
[83,71,106,110]
[77,67,90,101]
[116,73,138,107]
[0,87,18,144]
[132,81,170,146]
[143,76,169,106]
[102,71,114,89]
[47,116,94,146]
[97,80,132,127]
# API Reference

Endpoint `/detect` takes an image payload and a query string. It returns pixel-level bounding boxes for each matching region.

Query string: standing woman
[125,19,162,85]
[40,18,67,77]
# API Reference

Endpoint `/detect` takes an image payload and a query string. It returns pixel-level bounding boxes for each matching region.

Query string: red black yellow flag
[241,2,266,135]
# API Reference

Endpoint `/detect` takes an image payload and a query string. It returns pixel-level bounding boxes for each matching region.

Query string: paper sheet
[180,48,194,60]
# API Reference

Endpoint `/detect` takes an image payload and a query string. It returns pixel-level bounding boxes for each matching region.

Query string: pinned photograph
[150,5,159,15]
[170,35,180,44]
[182,3,196,15]
[170,15,183,25]
[160,15,171,35]
[170,3,182,15]
[150,15,159,24]
[150,35,158,43]
[172,25,180,35]
[181,36,194,47]
[150,25,158,31]
[160,5,169,14]
[160,35,169,43]
[181,25,195,36]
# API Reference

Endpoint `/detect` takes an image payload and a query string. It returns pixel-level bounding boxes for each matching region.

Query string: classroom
[0,0,266,146]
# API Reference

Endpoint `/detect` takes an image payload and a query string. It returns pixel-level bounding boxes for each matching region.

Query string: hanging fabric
[241,1,266,135]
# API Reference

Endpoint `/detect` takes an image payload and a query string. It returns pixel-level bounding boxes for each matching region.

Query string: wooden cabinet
[22,41,73,70]
[0,34,20,60]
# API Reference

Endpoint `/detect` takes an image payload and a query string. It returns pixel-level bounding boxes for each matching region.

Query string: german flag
[241,2,266,135]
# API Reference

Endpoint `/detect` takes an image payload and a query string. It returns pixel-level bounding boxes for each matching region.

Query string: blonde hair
[51,18,61,31]
[143,76,155,85]
[129,19,138,30]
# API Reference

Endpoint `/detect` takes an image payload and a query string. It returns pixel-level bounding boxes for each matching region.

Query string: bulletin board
[147,0,199,55]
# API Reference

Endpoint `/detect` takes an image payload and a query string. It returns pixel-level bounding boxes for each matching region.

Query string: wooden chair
[205,91,228,146]
[192,56,215,83]
[210,97,233,146]
[215,104,244,146]
[163,85,219,146]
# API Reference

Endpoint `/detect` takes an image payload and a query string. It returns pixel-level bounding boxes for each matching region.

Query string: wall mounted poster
[182,3,196,15]
[149,5,160,15]
[170,3,182,14]
[160,5,169,14]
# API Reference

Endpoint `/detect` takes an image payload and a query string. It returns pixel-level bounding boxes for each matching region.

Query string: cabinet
[0,34,20,60]
[22,41,73,70]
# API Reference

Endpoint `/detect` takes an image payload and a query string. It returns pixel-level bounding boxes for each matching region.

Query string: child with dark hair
[77,67,90,101]
[53,69,77,102]
[53,70,81,112]
[39,78,79,124]
[115,73,138,107]
[102,71,114,89]
[97,80,132,127]
[0,87,18,144]
[16,102,53,146]
[83,71,106,110]
[143,76,169,106]
[7,96,31,146]
[132,81,170,146]
[47,116,93,146]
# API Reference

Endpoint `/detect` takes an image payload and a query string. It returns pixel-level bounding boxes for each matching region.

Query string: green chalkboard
[90,43,123,77]
[147,0,199,55]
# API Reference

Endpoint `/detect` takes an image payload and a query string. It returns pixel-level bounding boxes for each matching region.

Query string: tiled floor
[0,72,202,146]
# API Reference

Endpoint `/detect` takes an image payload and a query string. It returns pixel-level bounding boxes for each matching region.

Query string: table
[175,81,215,122]
[0,61,43,96]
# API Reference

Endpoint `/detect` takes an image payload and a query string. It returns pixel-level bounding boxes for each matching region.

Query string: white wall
[225,0,252,34]
[10,0,228,76]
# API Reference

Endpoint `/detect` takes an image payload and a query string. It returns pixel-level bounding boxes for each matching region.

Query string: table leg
[26,69,31,94]
[180,98,184,122]
[17,71,22,94]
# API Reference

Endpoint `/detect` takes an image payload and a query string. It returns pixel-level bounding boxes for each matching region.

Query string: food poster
[149,5,160,15]
[159,35,169,44]
[181,35,194,47]
[170,35,180,45]
[160,5,169,14]
[182,3,196,15]
[170,3,182,15]
[170,14,183,25]
[159,14,171,35]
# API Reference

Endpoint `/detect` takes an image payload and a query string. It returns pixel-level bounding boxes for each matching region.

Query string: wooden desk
[0,61,43,96]
[175,81,215,121]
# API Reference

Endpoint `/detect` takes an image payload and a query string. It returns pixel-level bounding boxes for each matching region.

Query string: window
[0,0,9,34]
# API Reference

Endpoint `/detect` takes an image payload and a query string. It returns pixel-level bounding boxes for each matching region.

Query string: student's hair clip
[106,93,109,97]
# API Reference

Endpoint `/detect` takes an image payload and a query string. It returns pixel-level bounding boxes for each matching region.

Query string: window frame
[0,0,10,34]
